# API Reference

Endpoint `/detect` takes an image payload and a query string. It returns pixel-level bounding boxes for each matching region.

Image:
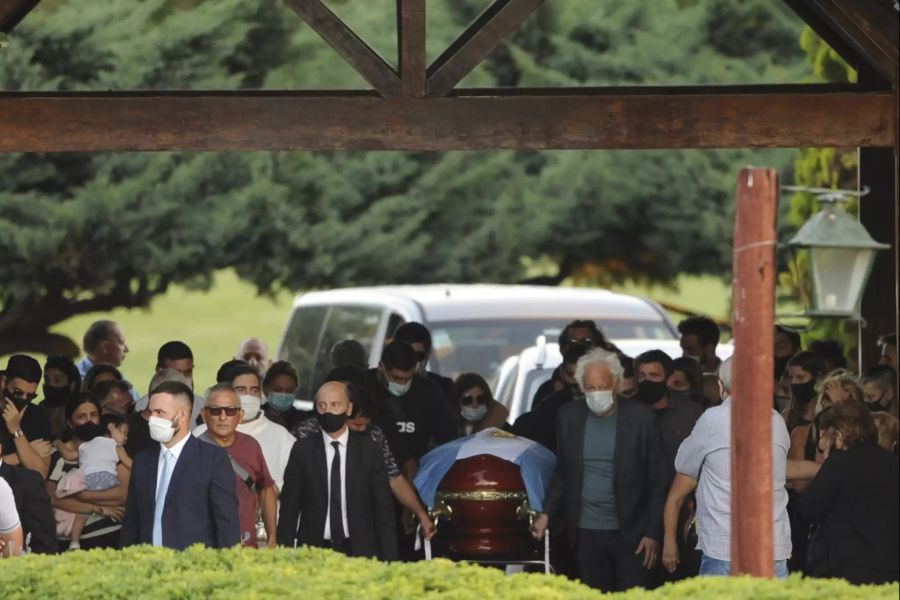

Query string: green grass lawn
[45,270,296,393]
[3,271,734,396]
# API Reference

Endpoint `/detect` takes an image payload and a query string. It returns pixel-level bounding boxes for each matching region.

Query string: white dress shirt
[156,433,191,499]
[322,427,350,541]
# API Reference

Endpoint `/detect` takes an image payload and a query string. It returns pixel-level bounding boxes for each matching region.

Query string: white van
[276,284,679,400]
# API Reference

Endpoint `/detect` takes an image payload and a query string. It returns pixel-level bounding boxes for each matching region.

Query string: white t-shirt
[0,478,20,534]
[79,437,120,477]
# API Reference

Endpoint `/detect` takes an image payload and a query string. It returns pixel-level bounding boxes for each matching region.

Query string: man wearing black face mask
[633,351,703,490]
[1,355,52,478]
[634,350,703,585]
[278,382,397,560]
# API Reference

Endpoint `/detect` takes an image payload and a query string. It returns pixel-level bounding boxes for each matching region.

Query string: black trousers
[325,537,352,556]
[575,529,645,592]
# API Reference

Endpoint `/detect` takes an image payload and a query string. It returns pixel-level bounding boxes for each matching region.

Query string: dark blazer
[0,462,59,554]
[799,439,899,584]
[120,435,240,549]
[277,430,398,561]
[544,397,667,549]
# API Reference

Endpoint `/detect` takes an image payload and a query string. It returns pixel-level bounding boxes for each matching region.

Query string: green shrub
[0,546,896,599]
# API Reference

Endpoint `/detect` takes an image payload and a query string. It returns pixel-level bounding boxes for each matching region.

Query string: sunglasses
[205,406,241,417]
[460,394,488,407]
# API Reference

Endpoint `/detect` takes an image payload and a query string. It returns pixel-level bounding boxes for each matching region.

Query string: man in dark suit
[531,348,667,592]
[121,381,239,550]
[277,381,397,561]
[0,440,58,554]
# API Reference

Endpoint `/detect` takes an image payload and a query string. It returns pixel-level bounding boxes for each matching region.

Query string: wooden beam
[786,0,899,83]
[731,168,778,578]
[426,0,544,97]
[281,0,400,97]
[397,0,426,98]
[0,87,893,152]
[0,0,40,33]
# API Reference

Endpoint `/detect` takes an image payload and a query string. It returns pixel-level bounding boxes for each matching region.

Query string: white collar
[321,426,350,448]
[161,432,191,460]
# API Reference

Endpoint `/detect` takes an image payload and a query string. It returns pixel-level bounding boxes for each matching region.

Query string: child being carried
[55,414,132,550]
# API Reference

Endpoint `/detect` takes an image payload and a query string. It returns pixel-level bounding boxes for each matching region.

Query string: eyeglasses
[460,394,488,407]
[205,406,241,417]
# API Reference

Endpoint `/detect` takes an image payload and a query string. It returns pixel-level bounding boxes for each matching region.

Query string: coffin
[431,453,540,560]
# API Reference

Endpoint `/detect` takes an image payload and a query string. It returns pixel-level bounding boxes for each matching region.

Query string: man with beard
[677,316,722,374]
[1,356,52,477]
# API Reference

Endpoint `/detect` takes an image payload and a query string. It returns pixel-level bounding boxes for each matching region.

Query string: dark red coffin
[431,454,541,560]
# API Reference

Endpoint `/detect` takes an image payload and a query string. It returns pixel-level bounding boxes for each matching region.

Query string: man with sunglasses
[1,355,52,477]
[200,383,277,548]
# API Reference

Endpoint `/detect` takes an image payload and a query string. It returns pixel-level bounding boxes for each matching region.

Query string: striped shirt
[48,452,121,541]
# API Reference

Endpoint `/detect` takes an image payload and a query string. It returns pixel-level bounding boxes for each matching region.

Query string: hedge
[0,546,897,600]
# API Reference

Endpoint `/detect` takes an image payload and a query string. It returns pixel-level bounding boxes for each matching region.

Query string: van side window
[281,305,329,399]
[385,313,405,342]
[310,305,383,393]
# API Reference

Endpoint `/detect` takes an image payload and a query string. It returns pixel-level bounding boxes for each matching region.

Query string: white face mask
[585,390,615,415]
[239,394,261,421]
[148,415,178,443]
[461,405,487,423]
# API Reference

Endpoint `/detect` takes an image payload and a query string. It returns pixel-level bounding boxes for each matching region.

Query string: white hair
[718,356,733,395]
[575,348,624,390]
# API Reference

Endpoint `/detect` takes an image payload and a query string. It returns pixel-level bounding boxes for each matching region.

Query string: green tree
[1,0,814,354]
[778,27,858,365]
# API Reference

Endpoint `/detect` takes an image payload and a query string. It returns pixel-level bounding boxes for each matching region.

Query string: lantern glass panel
[809,246,875,314]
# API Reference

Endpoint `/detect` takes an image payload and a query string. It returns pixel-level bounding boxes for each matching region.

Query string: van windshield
[428,318,674,382]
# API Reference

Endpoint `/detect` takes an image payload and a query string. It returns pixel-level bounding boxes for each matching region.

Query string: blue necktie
[152,450,174,546]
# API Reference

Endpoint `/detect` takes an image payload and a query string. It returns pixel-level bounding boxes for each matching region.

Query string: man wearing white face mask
[193,362,294,492]
[120,381,239,549]
[531,348,667,592]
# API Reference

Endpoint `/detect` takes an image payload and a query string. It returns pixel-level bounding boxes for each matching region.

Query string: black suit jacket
[544,397,667,549]
[0,462,58,554]
[120,435,240,549]
[277,430,398,561]
[799,439,899,582]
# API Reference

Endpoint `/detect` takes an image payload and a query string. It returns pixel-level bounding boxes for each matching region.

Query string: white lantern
[788,194,889,319]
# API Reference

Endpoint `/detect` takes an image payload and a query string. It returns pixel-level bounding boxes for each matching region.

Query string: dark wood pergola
[1,0,899,578]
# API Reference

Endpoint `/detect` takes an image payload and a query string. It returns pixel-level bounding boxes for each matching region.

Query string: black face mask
[638,380,668,404]
[668,389,695,405]
[73,422,104,441]
[43,384,71,406]
[774,356,790,380]
[3,388,32,412]
[316,411,349,434]
[791,381,817,405]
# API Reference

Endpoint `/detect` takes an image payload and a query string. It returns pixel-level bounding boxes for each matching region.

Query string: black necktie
[330,440,346,541]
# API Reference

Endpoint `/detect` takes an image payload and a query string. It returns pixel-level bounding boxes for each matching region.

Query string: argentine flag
[414,428,556,512]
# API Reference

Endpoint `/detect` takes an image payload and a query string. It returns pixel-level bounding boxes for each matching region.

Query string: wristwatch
[11,429,23,439]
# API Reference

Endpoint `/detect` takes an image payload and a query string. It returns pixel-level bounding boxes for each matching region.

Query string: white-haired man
[531,348,667,592]
[661,357,819,578]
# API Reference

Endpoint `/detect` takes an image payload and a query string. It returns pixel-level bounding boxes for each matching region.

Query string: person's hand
[530,513,549,540]
[266,537,277,549]
[662,537,679,573]
[31,439,53,458]
[96,505,125,522]
[401,508,417,534]
[418,513,436,540]
[635,537,659,569]
[2,399,24,433]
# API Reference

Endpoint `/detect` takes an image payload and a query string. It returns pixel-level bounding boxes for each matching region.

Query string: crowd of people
[0,317,897,591]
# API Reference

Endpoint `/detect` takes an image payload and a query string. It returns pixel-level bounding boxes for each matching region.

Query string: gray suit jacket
[544,397,667,549]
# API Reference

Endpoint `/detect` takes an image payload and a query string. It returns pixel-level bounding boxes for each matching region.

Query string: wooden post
[731,168,778,577]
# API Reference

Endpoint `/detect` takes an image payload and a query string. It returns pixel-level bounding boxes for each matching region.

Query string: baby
[55,414,131,550]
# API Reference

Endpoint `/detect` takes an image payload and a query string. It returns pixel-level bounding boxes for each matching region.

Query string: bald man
[277,382,397,560]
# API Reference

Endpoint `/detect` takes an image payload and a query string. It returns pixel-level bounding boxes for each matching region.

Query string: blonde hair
[872,412,899,453]
[814,369,864,416]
